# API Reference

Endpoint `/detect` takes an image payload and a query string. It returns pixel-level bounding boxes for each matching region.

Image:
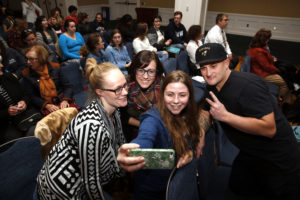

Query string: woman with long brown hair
[118,70,202,199]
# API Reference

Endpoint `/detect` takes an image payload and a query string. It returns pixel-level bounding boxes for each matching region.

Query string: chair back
[162,58,177,75]
[176,50,190,75]
[240,55,251,72]
[0,136,43,199]
[34,107,78,160]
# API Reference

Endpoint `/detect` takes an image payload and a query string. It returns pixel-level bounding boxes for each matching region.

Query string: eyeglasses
[25,57,38,62]
[100,82,129,96]
[136,68,157,77]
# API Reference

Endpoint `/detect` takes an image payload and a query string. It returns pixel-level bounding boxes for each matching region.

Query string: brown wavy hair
[135,22,148,41]
[249,28,272,48]
[128,50,164,82]
[158,70,200,156]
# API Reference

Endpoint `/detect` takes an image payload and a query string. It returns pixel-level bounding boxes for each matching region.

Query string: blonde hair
[85,58,120,102]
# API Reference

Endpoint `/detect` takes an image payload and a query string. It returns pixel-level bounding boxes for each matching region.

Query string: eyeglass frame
[100,82,129,96]
[25,57,39,62]
[135,68,157,77]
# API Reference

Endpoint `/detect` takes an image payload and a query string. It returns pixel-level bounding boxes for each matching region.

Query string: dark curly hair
[249,29,272,48]
[187,25,202,41]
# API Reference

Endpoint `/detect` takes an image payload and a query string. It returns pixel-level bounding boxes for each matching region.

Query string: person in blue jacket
[118,70,204,200]
[105,29,131,74]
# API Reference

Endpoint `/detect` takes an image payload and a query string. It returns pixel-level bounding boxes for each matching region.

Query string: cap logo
[202,50,207,56]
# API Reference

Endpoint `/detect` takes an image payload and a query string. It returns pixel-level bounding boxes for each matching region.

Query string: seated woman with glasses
[121,50,163,140]
[21,45,74,115]
[105,29,131,75]
[37,58,128,200]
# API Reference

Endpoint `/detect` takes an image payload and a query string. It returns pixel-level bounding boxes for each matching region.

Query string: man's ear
[225,58,230,68]
[95,89,102,97]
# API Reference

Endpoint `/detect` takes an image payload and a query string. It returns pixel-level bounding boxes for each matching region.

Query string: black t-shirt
[203,71,300,175]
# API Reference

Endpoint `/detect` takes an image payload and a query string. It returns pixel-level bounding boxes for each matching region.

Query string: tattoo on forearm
[199,112,211,135]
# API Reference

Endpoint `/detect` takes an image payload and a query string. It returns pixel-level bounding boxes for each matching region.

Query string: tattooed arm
[196,110,211,158]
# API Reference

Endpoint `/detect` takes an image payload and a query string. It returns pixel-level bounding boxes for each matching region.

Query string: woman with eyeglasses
[117,70,202,200]
[105,29,131,74]
[37,58,128,200]
[21,45,74,115]
[121,50,163,140]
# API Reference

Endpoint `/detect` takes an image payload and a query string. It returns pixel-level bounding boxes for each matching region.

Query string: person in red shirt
[248,29,291,103]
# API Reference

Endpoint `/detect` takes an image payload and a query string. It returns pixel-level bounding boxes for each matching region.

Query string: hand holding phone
[130,148,175,169]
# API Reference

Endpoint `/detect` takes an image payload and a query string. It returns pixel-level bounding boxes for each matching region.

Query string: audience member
[196,43,300,199]
[205,13,232,60]
[21,29,56,62]
[7,18,28,51]
[80,33,107,64]
[248,28,292,104]
[122,50,164,140]
[90,12,107,34]
[118,70,202,199]
[35,16,58,46]
[21,0,42,29]
[37,59,128,199]
[116,14,135,43]
[164,11,188,49]
[133,22,168,62]
[47,16,62,36]
[0,58,39,144]
[21,45,74,115]
[50,7,63,28]
[0,39,26,79]
[77,12,92,37]
[147,15,172,51]
[65,5,77,24]
[2,9,15,33]
[105,29,131,74]
[186,25,203,75]
[58,19,85,62]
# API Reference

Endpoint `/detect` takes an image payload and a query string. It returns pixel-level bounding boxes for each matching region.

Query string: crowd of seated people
[0,3,299,200]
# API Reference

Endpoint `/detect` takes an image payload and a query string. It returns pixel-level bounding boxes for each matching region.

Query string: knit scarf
[36,64,57,103]
[95,98,125,153]
[128,77,162,113]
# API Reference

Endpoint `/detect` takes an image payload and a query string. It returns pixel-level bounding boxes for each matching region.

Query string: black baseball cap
[196,43,227,65]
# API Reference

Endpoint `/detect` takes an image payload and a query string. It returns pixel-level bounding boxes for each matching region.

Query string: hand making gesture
[205,91,228,122]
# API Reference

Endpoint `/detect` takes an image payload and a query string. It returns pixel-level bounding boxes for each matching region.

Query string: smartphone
[129,148,175,169]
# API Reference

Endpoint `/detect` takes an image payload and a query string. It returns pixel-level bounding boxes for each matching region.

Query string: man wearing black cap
[196,43,300,199]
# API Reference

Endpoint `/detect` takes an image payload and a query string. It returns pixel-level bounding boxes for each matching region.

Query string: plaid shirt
[127,78,162,119]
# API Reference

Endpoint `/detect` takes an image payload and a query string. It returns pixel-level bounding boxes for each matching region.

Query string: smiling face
[153,17,161,30]
[97,69,128,113]
[200,59,231,91]
[135,60,157,89]
[42,18,48,28]
[164,82,189,116]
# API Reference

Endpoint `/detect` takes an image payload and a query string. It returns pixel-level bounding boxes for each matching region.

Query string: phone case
[129,149,175,169]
